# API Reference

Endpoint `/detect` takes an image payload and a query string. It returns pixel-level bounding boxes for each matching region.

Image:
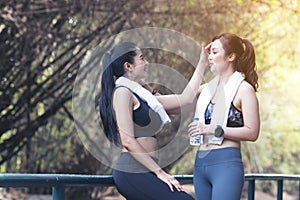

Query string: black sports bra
[132,93,162,138]
[204,101,244,127]
[113,86,162,138]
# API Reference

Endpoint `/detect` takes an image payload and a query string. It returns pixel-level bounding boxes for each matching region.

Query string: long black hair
[99,42,137,145]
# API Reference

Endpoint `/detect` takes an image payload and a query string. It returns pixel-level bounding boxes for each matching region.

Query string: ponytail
[99,42,137,145]
[238,39,258,92]
[99,52,119,145]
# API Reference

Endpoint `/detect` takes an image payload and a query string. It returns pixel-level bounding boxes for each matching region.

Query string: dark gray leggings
[113,152,194,200]
[194,147,244,200]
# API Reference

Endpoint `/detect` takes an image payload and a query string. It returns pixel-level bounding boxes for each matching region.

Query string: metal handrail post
[277,179,283,200]
[248,179,255,200]
[52,186,64,200]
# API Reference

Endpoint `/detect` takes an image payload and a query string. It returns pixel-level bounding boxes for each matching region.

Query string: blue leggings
[194,147,244,200]
[113,153,194,200]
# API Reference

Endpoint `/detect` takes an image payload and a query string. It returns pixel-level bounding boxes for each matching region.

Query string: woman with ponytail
[188,33,260,200]
[99,41,208,200]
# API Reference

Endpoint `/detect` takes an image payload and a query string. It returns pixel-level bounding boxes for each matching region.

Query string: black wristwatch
[214,125,224,138]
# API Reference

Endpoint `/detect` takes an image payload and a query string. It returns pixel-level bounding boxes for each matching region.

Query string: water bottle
[190,117,202,146]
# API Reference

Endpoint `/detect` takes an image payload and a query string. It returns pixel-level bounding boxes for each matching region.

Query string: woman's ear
[227,53,236,62]
[124,62,134,72]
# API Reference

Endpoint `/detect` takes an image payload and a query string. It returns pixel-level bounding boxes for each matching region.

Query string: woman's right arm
[113,87,183,192]
[155,43,209,113]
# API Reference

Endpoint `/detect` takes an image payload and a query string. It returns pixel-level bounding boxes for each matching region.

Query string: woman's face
[131,48,149,80]
[208,39,229,74]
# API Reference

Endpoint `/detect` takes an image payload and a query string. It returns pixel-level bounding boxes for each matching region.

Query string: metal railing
[0,173,299,200]
[246,173,300,200]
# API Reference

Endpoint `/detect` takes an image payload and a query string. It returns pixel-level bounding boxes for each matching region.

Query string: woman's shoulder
[239,80,255,93]
[113,86,133,99]
[236,80,257,101]
[113,87,136,110]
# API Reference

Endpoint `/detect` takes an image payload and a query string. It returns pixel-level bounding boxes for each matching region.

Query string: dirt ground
[0,185,298,200]
[101,184,298,200]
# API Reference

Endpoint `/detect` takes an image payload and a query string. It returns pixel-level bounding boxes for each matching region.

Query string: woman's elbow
[120,137,135,149]
[249,129,260,142]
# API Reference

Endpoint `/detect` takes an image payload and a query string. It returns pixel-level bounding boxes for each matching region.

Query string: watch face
[215,125,224,137]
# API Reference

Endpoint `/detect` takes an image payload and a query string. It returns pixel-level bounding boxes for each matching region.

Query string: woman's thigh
[210,161,244,200]
[113,170,194,200]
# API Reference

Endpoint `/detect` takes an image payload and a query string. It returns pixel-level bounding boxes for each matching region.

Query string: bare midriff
[198,137,240,151]
[122,137,158,158]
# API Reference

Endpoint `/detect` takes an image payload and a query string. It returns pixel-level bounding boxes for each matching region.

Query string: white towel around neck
[194,71,244,145]
[115,77,171,126]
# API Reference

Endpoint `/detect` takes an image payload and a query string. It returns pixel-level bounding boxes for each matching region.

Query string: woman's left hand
[188,121,210,136]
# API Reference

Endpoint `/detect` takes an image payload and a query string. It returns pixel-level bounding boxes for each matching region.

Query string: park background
[0,0,300,199]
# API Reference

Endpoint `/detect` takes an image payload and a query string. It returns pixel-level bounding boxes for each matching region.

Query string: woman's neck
[122,74,140,83]
[219,69,235,85]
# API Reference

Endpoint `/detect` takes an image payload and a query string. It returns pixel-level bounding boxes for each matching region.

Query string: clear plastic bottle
[189,117,202,146]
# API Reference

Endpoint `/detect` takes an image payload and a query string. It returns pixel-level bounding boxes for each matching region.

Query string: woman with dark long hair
[188,33,260,200]
[99,41,207,200]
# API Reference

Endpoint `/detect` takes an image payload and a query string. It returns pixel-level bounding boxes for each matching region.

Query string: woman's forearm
[223,126,260,142]
[121,137,163,174]
[180,45,208,105]
[156,45,208,111]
